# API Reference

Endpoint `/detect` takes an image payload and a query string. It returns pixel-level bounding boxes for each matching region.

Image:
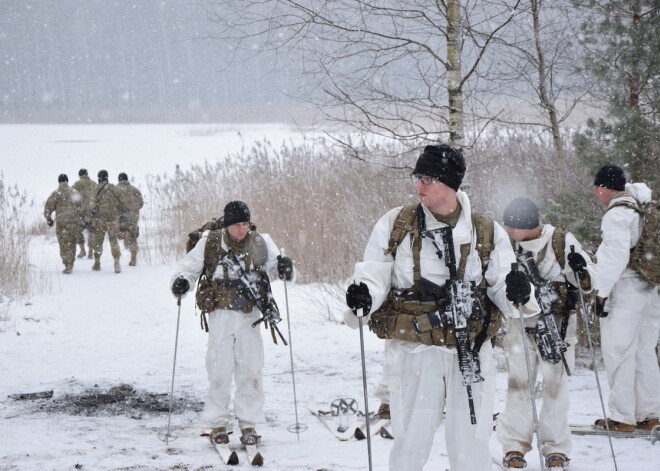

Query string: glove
[277,255,293,281]
[505,270,531,306]
[567,252,587,278]
[46,217,54,227]
[171,277,190,297]
[346,282,372,316]
[595,297,608,318]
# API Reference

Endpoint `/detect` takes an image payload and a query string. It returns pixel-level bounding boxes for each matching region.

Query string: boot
[209,427,230,444]
[92,254,101,271]
[594,418,635,432]
[240,427,261,446]
[503,451,526,469]
[545,453,570,469]
[129,251,137,266]
[63,263,73,274]
[77,243,86,258]
[114,257,121,273]
[636,418,660,430]
[377,403,391,420]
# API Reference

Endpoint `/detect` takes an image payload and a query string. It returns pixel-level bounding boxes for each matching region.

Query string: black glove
[46,218,54,227]
[346,282,372,315]
[172,277,190,297]
[567,252,587,278]
[277,255,293,281]
[505,270,531,306]
[595,297,608,318]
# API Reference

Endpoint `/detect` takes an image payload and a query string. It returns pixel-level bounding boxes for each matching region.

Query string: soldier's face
[592,186,615,207]
[416,175,456,211]
[505,226,541,242]
[227,222,250,242]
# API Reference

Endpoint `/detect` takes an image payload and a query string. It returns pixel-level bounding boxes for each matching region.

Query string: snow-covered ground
[1,125,658,470]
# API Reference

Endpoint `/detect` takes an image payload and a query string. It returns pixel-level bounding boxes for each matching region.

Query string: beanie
[79,168,88,177]
[98,170,109,182]
[594,165,626,191]
[223,201,250,227]
[58,174,68,183]
[503,197,540,230]
[118,172,128,182]
[413,144,466,191]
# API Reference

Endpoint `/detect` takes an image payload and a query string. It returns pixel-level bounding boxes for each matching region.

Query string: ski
[211,440,239,465]
[570,424,657,440]
[308,396,360,441]
[244,444,264,466]
[354,418,393,440]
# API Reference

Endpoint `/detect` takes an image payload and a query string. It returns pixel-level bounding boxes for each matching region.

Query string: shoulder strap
[202,230,226,279]
[470,212,495,274]
[385,203,420,256]
[551,227,566,269]
[606,192,643,214]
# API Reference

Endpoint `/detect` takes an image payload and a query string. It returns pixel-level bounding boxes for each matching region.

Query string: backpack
[186,218,223,252]
[607,197,660,285]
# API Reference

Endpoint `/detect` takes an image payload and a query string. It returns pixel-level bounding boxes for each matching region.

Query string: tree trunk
[531,0,565,194]
[446,0,464,149]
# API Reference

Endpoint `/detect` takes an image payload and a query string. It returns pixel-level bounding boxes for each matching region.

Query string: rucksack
[607,197,660,285]
[186,218,222,252]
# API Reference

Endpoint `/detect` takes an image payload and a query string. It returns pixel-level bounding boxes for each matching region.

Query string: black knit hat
[503,197,540,230]
[594,165,626,191]
[413,144,466,191]
[223,201,250,227]
[58,174,68,183]
[79,168,88,177]
[98,170,109,182]
[118,172,128,182]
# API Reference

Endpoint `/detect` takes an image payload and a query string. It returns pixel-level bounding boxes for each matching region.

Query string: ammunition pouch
[369,290,501,348]
[195,277,259,314]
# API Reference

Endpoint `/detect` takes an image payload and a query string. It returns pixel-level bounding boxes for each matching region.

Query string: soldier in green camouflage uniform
[115,172,144,267]
[90,170,127,273]
[44,174,82,274]
[72,168,97,259]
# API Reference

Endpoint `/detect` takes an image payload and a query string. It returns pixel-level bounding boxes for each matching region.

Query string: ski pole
[281,264,307,439]
[569,246,618,471]
[160,296,183,444]
[357,308,374,471]
[511,263,546,471]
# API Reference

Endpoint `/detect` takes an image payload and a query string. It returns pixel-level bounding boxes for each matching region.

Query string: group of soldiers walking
[44,169,144,274]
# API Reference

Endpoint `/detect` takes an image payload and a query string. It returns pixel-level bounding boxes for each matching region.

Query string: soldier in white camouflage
[115,172,144,267]
[90,170,127,273]
[72,168,97,259]
[44,174,82,274]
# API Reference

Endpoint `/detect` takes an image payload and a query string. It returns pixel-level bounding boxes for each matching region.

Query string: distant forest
[0,0,302,123]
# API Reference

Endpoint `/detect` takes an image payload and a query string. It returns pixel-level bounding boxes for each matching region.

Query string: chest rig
[195,229,269,331]
[369,203,502,349]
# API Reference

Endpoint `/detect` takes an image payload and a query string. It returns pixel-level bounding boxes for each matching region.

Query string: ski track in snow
[1,125,658,470]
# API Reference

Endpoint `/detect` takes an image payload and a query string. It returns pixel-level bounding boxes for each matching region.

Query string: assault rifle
[223,252,288,346]
[516,249,570,375]
[412,226,484,425]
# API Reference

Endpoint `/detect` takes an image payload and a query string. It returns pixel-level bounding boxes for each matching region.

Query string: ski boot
[209,427,230,444]
[240,427,261,446]
[594,418,635,432]
[503,451,527,468]
[636,418,660,431]
[377,403,391,420]
[545,453,570,469]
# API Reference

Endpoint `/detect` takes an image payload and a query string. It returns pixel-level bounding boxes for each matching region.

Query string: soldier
[90,170,126,273]
[44,174,82,274]
[115,172,144,267]
[344,145,537,471]
[170,201,294,454]
[497,197,594,470]
[72,168,97,259]
[591,165,660,433]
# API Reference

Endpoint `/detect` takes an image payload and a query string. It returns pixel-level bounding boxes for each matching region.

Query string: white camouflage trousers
[497,313,576,457]
[201,308,265,431]
[601,276,660,424]
[386,341,495,471]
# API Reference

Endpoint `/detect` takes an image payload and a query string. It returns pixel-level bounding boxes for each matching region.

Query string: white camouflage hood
[624,182,652,204]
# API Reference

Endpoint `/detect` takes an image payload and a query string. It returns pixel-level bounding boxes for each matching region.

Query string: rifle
[222,252,288,346]
[412,226,484,425]
[515,249,570,375]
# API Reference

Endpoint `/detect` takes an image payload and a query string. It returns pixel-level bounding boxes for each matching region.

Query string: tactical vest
[607,192,660,286]
[369,203,502,349]
[195,229,269,330]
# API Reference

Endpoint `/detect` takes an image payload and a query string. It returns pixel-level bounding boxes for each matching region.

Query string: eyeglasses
[410,173,436,185]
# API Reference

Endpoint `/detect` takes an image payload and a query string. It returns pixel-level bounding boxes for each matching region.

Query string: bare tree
[207,0,523,152]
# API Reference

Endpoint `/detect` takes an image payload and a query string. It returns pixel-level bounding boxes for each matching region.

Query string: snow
[1,125,659,470]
